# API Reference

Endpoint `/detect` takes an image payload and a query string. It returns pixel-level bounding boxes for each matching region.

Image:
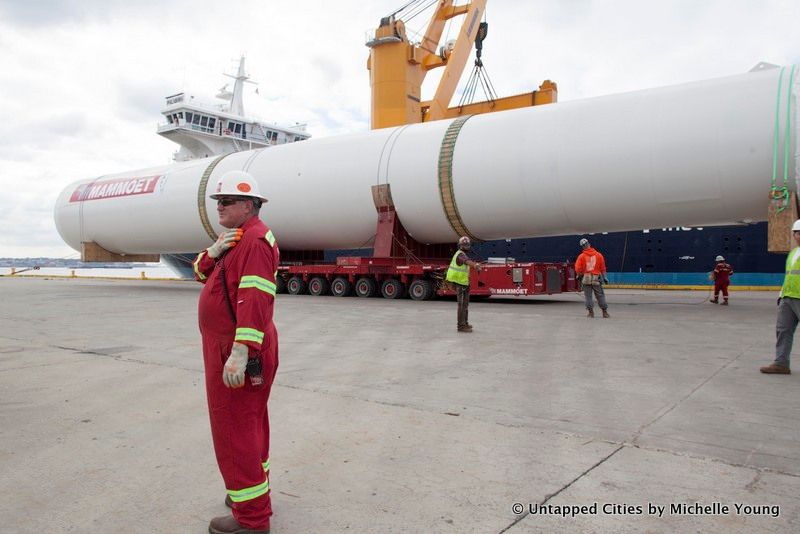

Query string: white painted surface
[55,66,797,253]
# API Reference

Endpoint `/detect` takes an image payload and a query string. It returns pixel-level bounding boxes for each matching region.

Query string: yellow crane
[366,0,557,129]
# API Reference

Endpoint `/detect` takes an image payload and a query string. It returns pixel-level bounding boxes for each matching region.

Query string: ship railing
[156,122,179,133]
[184,123,216,135]
[222,129,270,144]
[160,120,272,145]
[159,121,217,135]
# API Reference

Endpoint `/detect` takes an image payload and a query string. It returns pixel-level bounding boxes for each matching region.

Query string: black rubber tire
[287,276,307,295]
[276,276,287,294]
[354,277,378,298]
[381,279,406,299]
[331,277,352,297]
[408,279,433,301]
[308,277,330,296]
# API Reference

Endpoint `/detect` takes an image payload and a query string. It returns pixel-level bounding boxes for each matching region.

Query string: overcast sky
[0,0,798,259]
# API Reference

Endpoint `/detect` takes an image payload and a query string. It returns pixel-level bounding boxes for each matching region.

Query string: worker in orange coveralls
[709,255,734,305]
[193,170,279,534]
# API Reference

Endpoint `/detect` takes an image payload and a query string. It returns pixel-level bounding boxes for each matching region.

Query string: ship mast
[224,56,255,117]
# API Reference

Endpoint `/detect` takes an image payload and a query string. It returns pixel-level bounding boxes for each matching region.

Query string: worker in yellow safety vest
[446,236,483,333]
[761,219,800,375]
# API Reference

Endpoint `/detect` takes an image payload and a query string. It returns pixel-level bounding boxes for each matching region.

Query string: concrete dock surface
[0,277,797,533]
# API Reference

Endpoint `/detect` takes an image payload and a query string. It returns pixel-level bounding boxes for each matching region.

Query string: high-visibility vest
[781,247,800,298]
[446,250,469,286]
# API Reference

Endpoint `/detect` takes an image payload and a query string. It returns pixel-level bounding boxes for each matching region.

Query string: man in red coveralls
[710,255,734,305]
[193,170,279,534]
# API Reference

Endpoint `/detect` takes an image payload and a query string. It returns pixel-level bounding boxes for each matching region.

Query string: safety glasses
[217,198,243,206]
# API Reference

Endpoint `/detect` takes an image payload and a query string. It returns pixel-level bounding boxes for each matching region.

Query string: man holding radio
[193,170,279,534]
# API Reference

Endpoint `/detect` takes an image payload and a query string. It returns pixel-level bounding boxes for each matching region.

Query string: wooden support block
[81,242,160,263]
[768,191,798,253]
[371,184,395,210]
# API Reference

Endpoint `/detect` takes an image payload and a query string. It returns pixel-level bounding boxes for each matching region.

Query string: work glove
[208,229,243,259]
[223,342,249,388]
[602,275,609,285]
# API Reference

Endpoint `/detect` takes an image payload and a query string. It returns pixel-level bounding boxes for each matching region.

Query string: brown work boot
[602,309,610,318]
[587,309,594,318]
[760,363,791,375]
[225,495,233,508]
[709,298,718,304]
[457,325,473,333]
[721,300,729,306]
[209,515,269,534]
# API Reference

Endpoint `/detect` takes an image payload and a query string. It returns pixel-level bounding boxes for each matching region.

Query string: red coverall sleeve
[598,253,607,274]
[233,240,277,351]
[193,250,216,283]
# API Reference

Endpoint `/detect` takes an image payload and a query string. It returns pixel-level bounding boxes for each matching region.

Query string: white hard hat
[579,238,589,247]
[210,171,268,202]
[458,236,471,246]
[792,219,800,232]
[715,255,725,262]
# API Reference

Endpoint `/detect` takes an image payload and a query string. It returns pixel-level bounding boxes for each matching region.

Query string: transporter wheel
[354,277,377,298]
[331,277,352,297]
[287,276,307,295]
[308,276,330,296]
[408,279,433,301]
[381,279,406,299]
[276,275,287,294]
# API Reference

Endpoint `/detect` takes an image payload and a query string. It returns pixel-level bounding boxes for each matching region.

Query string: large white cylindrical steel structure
[55,65,798,254]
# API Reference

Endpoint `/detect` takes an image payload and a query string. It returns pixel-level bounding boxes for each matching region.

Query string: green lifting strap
[771,67,786,190]
[770,65,796,214]
[783,65,796,187]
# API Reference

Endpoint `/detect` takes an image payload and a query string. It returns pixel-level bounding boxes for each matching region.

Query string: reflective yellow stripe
[264,230,276,247]
[235,327,264,344]
[239,275,277,296]
[262,459,270,472]
[193,251,207,281]
[227,479,270,503]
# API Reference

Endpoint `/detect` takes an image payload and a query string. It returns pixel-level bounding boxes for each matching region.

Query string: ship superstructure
[156,57,310,161]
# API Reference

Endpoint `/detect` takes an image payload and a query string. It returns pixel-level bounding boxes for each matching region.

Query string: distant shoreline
[0,266,183,280]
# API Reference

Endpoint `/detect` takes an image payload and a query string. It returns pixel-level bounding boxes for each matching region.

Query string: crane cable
[402,0,439,25]
[457,22,498,109]
[459,62,498,108]
[390,0,427,19]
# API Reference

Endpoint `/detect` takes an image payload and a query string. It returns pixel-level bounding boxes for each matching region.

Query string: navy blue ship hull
[471,222,785,286]
[165,223,785,286]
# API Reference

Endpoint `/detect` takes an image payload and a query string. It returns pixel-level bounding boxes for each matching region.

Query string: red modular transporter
[275,189,578,300]
[278,257,578,300]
